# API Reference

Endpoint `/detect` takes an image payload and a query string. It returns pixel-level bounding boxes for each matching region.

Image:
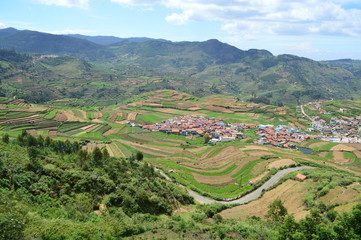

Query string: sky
[1,0,361,60]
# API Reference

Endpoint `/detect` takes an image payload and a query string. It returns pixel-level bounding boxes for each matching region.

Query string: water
[298,147,312,154]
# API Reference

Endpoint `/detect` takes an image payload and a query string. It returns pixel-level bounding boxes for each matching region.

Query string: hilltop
[0,28,361,105]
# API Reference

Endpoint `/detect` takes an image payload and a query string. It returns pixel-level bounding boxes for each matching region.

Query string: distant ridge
[0,27,360,105]
[0,28,114,60]
[67,34,170,45]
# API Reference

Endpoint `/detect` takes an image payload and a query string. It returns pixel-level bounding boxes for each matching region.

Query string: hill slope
[0,28,114,60]
[1,28,361,105]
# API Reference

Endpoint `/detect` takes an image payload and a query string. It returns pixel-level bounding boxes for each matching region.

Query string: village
[138,112,361,147]
[311,115,361,143]
[139,115,315,148]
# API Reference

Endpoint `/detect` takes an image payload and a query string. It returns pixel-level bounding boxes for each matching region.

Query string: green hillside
[1,28,361,105]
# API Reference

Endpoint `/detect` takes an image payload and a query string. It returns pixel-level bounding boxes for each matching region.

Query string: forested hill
[0,28,361,105]
[0,28,114,60]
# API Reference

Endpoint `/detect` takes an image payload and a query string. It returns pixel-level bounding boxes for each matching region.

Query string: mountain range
[0,27,361,105]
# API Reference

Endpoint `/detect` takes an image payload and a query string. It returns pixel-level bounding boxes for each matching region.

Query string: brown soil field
[53,111,68,121]
[150,108,176,113]
[332,151,349,164]
[353,151,361,158]
[220,179,311,221]
[26,129,37,135]
[319,185,360,205]
[104,128,121,136]
[109,113,118,122]
[242,145,273,151]
[268,159,296,169]
[64,110,78,122]
[76,110,87,119]
[91,119,103,123]
[188,107,202,111]
[247,151,274,157]
[80,124,95,130]
[93,112,103,119]
[82,142,104,152]
[347,143,361,150]
[331,144,356,152]
[127,112,138,121]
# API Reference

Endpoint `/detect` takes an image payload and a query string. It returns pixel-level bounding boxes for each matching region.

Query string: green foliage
[135,151,144,161]
[2,133,9,144]
[204,132,211,144]
[266,199,288,223]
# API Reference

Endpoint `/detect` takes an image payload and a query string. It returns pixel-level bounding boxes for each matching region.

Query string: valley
[0,28,361,239]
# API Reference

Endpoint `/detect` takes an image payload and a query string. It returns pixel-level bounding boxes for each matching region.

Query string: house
[295,173,307,182]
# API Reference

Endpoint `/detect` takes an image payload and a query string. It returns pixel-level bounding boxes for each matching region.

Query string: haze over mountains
[0,27,361,106]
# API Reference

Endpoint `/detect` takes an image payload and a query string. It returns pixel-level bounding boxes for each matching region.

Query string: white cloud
[110,0,361,37]
[110,0,158,6]
[37,0,89,8]
[0,22,6,29]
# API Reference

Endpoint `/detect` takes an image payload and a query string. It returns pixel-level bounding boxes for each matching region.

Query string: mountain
[0,28,114,60]
[109,40,361,105]
[0,28,361,105]
[67,34,170,45]
[322,59,361,77]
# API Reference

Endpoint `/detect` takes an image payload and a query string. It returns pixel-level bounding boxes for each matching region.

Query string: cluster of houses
[140,115,315,148]
[137,112,361,147]
[253,125,312,148]
[311,116,361,137]
[141,115,243,143]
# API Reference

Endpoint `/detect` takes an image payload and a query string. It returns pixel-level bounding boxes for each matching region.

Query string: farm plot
[106,142,126,158]
[220,179,312,220]
[319,184,361,206]
[58,122,91,133]
[0,110,58,131]
[82,142,105,152]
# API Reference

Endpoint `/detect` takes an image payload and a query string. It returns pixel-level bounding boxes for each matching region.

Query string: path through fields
[187,166,315,204]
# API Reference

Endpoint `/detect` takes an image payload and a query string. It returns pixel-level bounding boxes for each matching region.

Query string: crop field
[0,91,360,216]
[136,140,306,198]
[220,179,313,220]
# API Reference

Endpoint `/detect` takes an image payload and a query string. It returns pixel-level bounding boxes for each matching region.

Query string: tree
[277,214,299,240]
[2,134,9,144]
[266,199,288,223]
[135,151,144,161]
[204,133,211,144]
[102,147,110,160]
[92,147,103,167]
[77,149,88,169]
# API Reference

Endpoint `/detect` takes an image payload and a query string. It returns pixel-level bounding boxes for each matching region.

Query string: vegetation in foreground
[0,132,360,239]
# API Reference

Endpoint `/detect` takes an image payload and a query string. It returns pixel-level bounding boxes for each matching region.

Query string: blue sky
[1,0,361,60]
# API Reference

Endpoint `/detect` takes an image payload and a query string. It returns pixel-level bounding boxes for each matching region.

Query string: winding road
[187,166,315,204]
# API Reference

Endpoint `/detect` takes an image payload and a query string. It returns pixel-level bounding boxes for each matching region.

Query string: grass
[344,152,356,160]
[312,142,338,151]
[43,109,58,119]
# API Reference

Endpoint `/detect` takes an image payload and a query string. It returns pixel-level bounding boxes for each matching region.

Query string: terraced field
[1,92,360,206]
